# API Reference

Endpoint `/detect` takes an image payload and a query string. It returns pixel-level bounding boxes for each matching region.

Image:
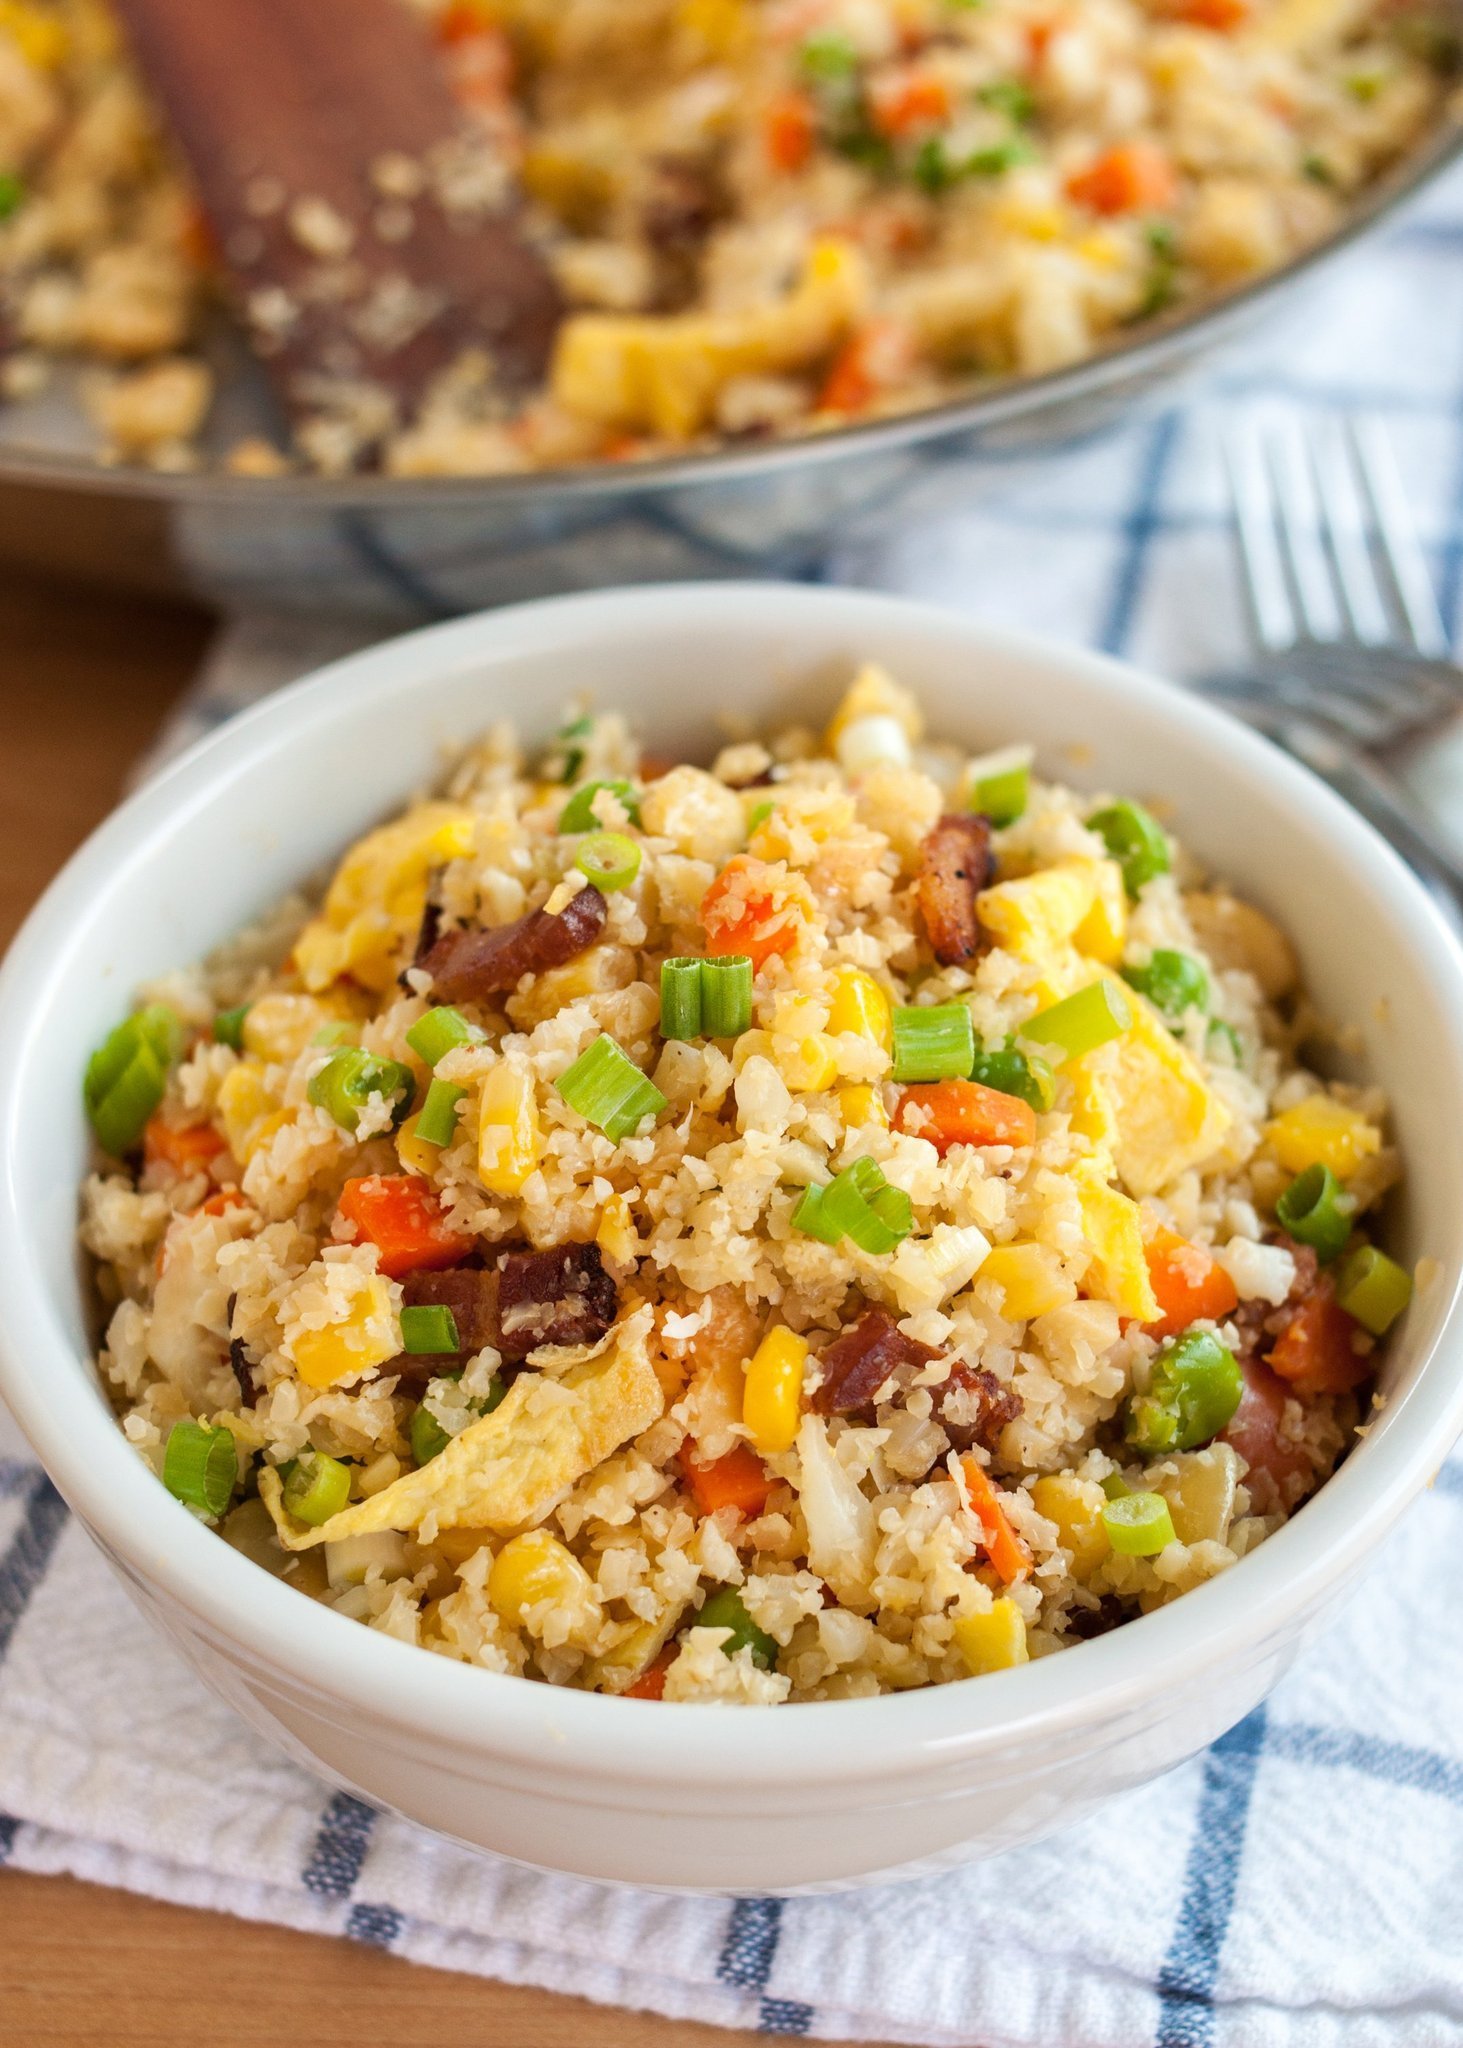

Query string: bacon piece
[1064,1595,1129,1641]
[916,814,994,966]
[932,1362,1022,1453]
[497,1242,618,1359]
[400,1265,501,1362]
[812,1307,941,1415]
[1228,1236,1319,1364]
[420,886,607,1001]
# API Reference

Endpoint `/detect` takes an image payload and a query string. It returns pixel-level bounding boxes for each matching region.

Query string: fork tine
[1222,418,1295,653]
[1308,417,1391,645]
[1350,416,1451,657]
[1265,415,1345,643]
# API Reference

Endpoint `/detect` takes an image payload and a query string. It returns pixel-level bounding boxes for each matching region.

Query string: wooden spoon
[111,0,563,446]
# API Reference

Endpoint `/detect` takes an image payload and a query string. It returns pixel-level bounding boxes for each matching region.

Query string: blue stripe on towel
[0,1471,69,1665]
[0,1814,19,1865]
[1099,408,1181,657]
[301,1790,380,1901]
[346,1901,405,1948]
[1270,1724,1463,1806]
[0,1459,37,1499]
[1155,1706,1270,2048]
[716,1897,816,2035]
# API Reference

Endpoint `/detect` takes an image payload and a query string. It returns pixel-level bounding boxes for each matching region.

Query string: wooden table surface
[0,569,795,2048]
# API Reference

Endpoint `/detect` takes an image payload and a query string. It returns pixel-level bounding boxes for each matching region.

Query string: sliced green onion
[701,955,753,1037]
[660,958,704,1041]
[307,1048,414,1133]
[1126,1330,1242,1456]
[978,77,1036,122]
[214,1004,249,1051]
[791,1181,842,1244]
[575,830,642,893]
[0,171,24,222]
[892,1002,975,1082]
[552,713,594,784]
[696,1585,778,1669]
[416,1076,466,1148]
[1100,1471,1132,1501]
[1207,1019,1244,1067]
[406,1005,485,1068]
[966,746,1033,828]
[1122,949,1209,1021]
[1335,1244,1413,1336]
[1276,1164,1354,1266]
[970,1036,1055,1111]
[1101,1491,1176,1556]
[310,1021,355,1049]
[162,1421,237,1520]
[85,1004,185,1155]
[559,778,641,833]
[1087,800,1171,899]
[556,1033,667,1141]
[281,1450,352,1526]
[1025,979,1131,1064]
[410,1401,452,1466]
[746,799,777,835]
[401,1303,462,1354]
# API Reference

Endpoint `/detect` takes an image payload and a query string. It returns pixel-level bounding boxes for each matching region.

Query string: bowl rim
[3,581,1463,1789]
[0,118,1457,514]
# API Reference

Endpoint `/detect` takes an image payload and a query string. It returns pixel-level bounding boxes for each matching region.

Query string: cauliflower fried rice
[79,667,1414,1704]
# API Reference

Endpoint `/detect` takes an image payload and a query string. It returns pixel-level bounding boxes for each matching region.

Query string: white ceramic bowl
[3,585,1463,1895]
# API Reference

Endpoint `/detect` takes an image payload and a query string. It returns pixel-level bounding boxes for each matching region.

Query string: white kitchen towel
[4,159,1463,2048]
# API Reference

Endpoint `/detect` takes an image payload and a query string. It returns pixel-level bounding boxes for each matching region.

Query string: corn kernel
[743,1326,807,1456]
[952,1597,1029,1676]
[1266,1095,1381,1179]
[838,1083,888,1130]
[596,1193,640,1265]
[0,3,69,67]
[1030,1472,1111,1578]
[828,968,893,1050]
[396,1111,439,1178]
[291,1277,397,1390]
[980,1242,1076,1322]
[478,1062,542,1195]
[217,1060,289,1163]
[241,991,352,1063]
[488,1529,602,1649]
[774,1032,840,1093]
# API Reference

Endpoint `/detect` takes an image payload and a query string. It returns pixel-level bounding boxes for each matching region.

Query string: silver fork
[1204,412,1463,924]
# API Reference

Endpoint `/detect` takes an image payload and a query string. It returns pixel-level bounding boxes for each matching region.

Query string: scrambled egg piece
[262,1311,664,1546]
[1071,989,1230,1198]
[978,862,1104,964]
[550,238,867,440]
[293,802,477,993]
[1077,1178,1160,1323]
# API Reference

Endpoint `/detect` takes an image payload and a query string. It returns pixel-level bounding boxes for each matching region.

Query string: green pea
[1126,1329,1242,1456]
[695,1586,778,1670]
[1122,949,1209,1021]
[1087,800,1171,899]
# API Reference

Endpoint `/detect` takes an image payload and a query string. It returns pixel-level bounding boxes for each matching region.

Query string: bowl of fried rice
[1,582,1462,1891]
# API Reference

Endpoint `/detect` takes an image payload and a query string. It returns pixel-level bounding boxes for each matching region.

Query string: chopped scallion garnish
[281,1450,352,1526]
[401,1303,462,1354]
[575,830,642,893]
[1025,980,1130,1064]
[84,1003,185,1156]
[307,1048,414,1133]
[162,1421,237,1520]
[970,1036,1055,1111]
[660,958,704,1041]
[1335,1244,1412,1336]
[556,1033,667,1141]
[213,1004,249,1051]
[406,1005,485,1069]
[1275,1164,1354,1265]
[1087,800,1171,899]
[416,1076,466,1148]
[792,1156,913,1254]
[1101,1491,1176,1556]
[559,779,641,834]
[966,745,1033,827]
[891,1002,975,1082]
[700,955,753,1037]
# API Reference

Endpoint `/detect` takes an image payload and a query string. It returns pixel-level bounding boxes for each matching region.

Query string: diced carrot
[200,1187,249,1218]
[143,1114,225,1177]
[638,752,679,782]
[1267,1278,1370,1396]
[625,1654,673,1700]
[435,1,506,49]
[764,90,816,173]
[1142,1224,1240,1342]
[960,1455,1031,1583]
[700,855,806,972]
[868,68,951,137]
[1027,17,1058,67]
[1066,142,1178,217]
[680,1442,776,1519]
[816,319,917,416]
[1163,0,1250,26]
[602,432,646,462]
[895,1079,1036,1155]
[179,199,218,274]
[336,1174,476,1281]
